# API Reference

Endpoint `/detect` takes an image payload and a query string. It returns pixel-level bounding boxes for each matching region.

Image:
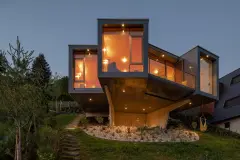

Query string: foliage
[37,126,60,160]
[79,116,89,128]
[0,51,8,74]
[31,53,51,87]
[72,129,240,160]
[95,116,104,124]
[191,121,197,130]
[0,37,46,160]
[55,114,77,129]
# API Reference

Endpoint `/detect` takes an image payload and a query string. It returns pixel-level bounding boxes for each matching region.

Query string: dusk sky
[0,0,239,77]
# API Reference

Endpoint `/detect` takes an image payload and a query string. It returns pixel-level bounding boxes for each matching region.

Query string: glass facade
[200,55,217,95]
[102,25,144,72]
[148,57,195,89]
[74,53,101,88]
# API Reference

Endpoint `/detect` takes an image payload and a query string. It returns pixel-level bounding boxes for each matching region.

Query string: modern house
[68,18,219,128]
[210,68,240,133]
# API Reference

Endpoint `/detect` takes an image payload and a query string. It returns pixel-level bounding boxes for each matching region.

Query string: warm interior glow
[142,108,145,111]
[154,69,158,75]
[162,54,165,58]
[149,59,165,77]
[102,26,143,73]
[89,98,92,101]
[122,57,127,63]
[74,54,101,88]
[122,89,125,93]
[124,107,127,110]
[122,24,124,27]
[103,59,109,64]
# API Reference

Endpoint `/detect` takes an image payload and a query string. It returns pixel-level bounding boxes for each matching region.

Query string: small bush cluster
[95,116,104,124]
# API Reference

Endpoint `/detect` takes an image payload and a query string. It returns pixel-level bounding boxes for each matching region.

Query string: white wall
[217,117,240,134]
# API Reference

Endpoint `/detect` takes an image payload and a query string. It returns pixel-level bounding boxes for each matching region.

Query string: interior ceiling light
[123,69,127,72]
[87,49,90,51]
[103,59,109,64]
[122,24,124,27]
[89,98,92,101]
[122,57,127,63]
[189,102,192,105]
[142,108,145,111]
[201,58,203,61]
[162,54,165,58]
[122,29,125,33]
[103,48,107,52]
[124,107,127,110]
[206,55,209,58]
[122,89,125,93]
[154,69,158,74]
[189,66,193,69]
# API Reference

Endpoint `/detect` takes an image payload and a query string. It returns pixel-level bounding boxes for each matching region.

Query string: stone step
[60,140,79,146]
[60,155,81,160]
[61,146,80,152]
[61,138,78,144]
[60,151,80,157]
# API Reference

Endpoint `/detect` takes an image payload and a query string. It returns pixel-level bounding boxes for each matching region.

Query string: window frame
[231,74,240,85]
[74,57,85,83]
[224,95,240,108]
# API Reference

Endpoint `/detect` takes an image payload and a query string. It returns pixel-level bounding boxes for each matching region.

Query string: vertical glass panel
[73,54,101,88]
[131,37,142,63]
[103,32,130,72]
[200,58,213,94]
[130,65,143,72]
[166,62,175,81]
[102,25,143,73]
[85,55,101,88]
[74,59,84,81]
[149,59,165,78]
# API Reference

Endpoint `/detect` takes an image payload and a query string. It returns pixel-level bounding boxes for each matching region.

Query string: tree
[31,53,51,87]
[0,37,43,160]
[31,54,52,113]
[0,51,8,74]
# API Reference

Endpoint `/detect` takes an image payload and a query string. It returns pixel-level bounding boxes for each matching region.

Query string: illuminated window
[102,25,143,72]
[149,59,165,78]
[74,54,100,88]
[166,62,175,81]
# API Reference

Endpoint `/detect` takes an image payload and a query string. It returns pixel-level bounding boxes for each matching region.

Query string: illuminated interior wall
[102,27,143,72]
[149,59,165,78]
[114,112,146,127]
[200,56,216,95]
[74,54,101,88]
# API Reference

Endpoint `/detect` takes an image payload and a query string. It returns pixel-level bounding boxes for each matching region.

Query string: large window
[102,25,143,72]
[74,54,101,88]
[148,56,195,89]
[200,55,217,95]
[224,96,240,108]
[231,75,240,85]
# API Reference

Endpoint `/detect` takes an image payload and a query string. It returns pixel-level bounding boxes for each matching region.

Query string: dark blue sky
[0,0,239,77]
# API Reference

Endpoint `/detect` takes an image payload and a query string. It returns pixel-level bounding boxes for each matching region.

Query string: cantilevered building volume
[68,19,219,128]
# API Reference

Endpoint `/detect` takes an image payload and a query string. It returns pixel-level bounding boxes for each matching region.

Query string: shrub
[37,126,62,160]
[95,116,104,124]
[79,116,89,128]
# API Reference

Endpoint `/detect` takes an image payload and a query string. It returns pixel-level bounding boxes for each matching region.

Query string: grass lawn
[70,129,240,160]
[55,113,77,128]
